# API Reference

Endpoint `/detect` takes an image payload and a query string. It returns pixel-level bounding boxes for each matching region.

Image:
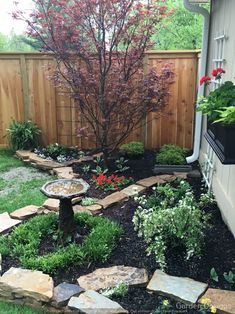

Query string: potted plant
[154,144,192,174]
[197,68,235,164]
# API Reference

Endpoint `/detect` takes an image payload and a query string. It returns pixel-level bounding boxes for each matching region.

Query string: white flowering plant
[133,180,211,269]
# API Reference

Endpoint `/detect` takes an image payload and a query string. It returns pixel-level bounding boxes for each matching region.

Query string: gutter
[183,0,210,164]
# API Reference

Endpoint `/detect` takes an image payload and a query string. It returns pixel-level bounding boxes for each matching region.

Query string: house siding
[200,0,235,237]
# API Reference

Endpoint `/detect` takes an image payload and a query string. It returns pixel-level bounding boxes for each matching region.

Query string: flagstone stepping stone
[147,270,208,304]
[43,198,60,211]
[136,176,165,187]
[0,213,21,234]
[29,153,47,163]
[77,266,148,290]
[173,172,188,179]
[0,267,53,302]
[53,167,74,178]
[73,205,92,215]
[97,192,128,209]
[79,156,94,162]
[199,288,235,314]
[121,184,146,197]
[72,196,82,205]
[16,150,32,160]
[73,204,102,215]
[52,282,84,307]
[68,290,128,314]
[157,174,177,182]
[36,160,62,170]
[10,205,40,220]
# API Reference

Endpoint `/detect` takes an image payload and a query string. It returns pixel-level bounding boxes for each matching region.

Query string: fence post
[20,54,30,120]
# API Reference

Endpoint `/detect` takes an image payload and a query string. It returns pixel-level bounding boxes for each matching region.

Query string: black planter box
[205,121,235,164]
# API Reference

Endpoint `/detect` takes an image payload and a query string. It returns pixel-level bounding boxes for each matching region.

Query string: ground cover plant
[34,143,83,163]
[156,144,188,165]
[0,301,47,314]
[0,213,122,274]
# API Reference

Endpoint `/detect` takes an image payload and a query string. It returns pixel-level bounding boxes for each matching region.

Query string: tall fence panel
[0,51,199,149]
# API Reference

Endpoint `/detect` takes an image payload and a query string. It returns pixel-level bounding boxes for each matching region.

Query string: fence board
[0,51,199,149]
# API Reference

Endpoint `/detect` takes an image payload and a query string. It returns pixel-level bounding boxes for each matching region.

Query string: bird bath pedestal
[41,179,90,238]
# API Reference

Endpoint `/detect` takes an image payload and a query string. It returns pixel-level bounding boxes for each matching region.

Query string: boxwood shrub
[0,213,122,274]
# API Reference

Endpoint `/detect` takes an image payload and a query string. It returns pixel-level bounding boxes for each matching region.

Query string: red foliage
[14,0,174,159]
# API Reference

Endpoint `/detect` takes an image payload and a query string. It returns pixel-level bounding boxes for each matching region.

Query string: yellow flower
[210,306,217,313]
[201,298,212,305]
[163,299,169,306]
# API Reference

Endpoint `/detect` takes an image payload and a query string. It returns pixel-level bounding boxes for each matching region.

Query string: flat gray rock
[68,290,128,314]
[147,270,208,304]
[0,213,21,234]
[78,265,148,291]
[52,282,84,307]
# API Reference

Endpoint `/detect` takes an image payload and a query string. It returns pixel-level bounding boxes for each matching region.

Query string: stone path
[68,290,128,314]
[0,266,234,313]
[147,270,208,304]
[77,266,149,291]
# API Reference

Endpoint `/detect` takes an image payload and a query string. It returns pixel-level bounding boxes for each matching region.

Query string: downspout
[183,0,210,163]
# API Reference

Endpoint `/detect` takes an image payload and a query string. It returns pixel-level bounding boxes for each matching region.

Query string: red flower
[200,75,211,86]
[211,67,226,78]
[211,69,218,77]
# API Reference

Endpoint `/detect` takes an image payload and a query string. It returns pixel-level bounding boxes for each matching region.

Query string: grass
[0,149,53,214]
[0,301,48,314]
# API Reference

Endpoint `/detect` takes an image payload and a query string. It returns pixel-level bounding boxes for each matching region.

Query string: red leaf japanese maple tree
[15,0,174,163]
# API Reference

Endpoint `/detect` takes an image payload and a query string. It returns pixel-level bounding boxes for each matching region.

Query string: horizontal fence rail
[0,50,200,149]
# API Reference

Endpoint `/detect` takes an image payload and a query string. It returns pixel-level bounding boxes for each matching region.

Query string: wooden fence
[0,50,200,149]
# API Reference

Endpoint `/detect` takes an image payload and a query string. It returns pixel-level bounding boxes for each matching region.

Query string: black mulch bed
[72,150,156,199]
[48,179,235,313]
[2,152,235,313]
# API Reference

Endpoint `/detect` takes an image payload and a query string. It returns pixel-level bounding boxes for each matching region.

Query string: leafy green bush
[45,143,67,159]
[6,120,41,151]
[0,213,122,274]
[120,141,144,157]
[133,180,210,269]
[156,144,187,165]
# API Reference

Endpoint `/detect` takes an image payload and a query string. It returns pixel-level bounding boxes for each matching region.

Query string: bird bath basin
[41,179,90,238]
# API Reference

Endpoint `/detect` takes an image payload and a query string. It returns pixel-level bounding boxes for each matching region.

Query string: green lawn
[0,149,53,313]
[0,301,48,314]
[0,149,23,172]
[0,149,53,214]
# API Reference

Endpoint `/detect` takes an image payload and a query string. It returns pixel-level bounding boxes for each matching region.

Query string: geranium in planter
[197,68,235,164]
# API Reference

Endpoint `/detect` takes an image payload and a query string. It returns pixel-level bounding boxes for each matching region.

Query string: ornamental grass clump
[133,180,211,269]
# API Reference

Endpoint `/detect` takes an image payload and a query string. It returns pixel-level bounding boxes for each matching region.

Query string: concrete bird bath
[41,179,90,238]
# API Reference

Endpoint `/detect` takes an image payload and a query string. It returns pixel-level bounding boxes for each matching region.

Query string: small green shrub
[45,143,67,159]
[0,213,122,274]
[133,180,210,269]
[81,197,97,206]
[6,120,41,151]
[120,141,144,157]
[156,144,188,165]
[100,282,129,298]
